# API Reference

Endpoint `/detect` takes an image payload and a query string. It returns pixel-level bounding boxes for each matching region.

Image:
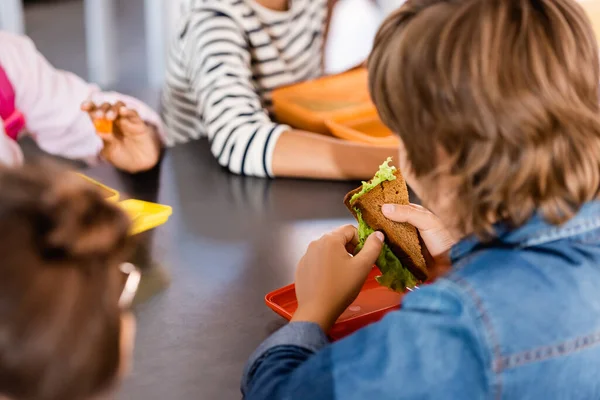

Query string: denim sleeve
[241,279,492,400]
[242,322,329,395]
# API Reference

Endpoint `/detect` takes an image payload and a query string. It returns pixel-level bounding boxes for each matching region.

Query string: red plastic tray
[265,267,407,340]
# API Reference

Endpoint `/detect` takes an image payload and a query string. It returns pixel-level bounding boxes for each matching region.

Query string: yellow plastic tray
[272,68,375,134]
[77,174,171,235]
[77,173,120,202]
[118,199,173,236]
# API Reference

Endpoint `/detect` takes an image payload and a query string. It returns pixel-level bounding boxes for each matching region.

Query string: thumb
[353,231,384,268]
[98,132,116,145]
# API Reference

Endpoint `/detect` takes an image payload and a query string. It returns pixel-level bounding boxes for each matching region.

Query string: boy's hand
[82,101,161,173]
[382,204,457,279]
[291,225,384,332]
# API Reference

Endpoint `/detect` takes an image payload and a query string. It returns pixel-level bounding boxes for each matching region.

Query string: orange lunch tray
[265,267,406,340]
[272,68,376,134]
[326,109,399,147]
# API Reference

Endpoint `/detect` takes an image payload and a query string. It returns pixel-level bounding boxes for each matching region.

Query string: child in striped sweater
[0,31,164,172]
[162,0,396,180]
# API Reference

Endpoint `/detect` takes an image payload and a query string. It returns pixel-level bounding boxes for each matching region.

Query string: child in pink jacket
[0,31,163,172]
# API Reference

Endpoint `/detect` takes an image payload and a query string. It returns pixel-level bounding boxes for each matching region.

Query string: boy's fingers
[81,101,95,112]
[106,105,119,121]
[407,203,428,212]
[381,204,439,231]
[345,241,358,255]
[331,225,359,247]
[107,101,126,120]
[116,118,147,137]
[99,147,112,161]
[98,132,116,144]
[119,106,143,123]
[94,102,113,119]
[352,232,384,269]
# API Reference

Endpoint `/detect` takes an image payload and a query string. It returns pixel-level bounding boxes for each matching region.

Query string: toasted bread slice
[344,171,428,281]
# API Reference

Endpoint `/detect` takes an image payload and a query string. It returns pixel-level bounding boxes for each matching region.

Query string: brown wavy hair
[0,164,133,400]
[368,0,600,235]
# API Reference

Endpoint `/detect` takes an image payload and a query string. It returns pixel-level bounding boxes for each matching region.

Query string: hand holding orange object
[81,101,162,173]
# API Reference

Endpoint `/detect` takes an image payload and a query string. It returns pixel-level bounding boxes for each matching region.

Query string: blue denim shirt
[242,202,600,399]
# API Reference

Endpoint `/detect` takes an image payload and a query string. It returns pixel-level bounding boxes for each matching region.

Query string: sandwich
[344,158,427,292]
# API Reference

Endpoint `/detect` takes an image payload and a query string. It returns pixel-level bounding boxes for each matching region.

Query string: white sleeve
[0,118,24,166]
[0,32,165,164]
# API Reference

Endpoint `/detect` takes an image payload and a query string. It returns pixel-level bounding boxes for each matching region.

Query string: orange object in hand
[93,118,113,134]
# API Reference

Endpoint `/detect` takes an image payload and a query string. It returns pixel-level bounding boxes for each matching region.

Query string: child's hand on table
[382,203,457,279]
[291,225,384,332]
[82,101,161,173]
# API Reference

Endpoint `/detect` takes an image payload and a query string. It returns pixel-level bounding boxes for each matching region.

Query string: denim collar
[450,201,600,263]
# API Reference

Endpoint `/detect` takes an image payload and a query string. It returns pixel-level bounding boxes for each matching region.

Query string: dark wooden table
[83,140,357,400]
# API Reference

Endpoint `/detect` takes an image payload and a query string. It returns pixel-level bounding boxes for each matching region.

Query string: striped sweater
[162,0,327,177]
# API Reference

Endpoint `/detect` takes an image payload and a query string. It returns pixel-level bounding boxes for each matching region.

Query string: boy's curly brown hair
[368,0,600,235]
[0,163,133,400]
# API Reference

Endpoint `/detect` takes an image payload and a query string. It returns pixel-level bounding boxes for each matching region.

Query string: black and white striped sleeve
[186,10,288,177]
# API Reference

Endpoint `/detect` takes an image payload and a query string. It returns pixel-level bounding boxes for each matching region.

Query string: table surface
[83,140,358,400]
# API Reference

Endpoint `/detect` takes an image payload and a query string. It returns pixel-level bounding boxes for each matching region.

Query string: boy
[162,0,396,179]
[242,0,600,398]
[0,31,163,173]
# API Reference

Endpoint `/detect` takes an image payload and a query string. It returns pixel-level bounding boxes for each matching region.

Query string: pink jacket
[0,31,164,166]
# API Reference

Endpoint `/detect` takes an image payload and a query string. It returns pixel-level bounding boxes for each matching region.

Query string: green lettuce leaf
[350,157,397,205]
[351,158,418,291]
[355,210,418,291]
